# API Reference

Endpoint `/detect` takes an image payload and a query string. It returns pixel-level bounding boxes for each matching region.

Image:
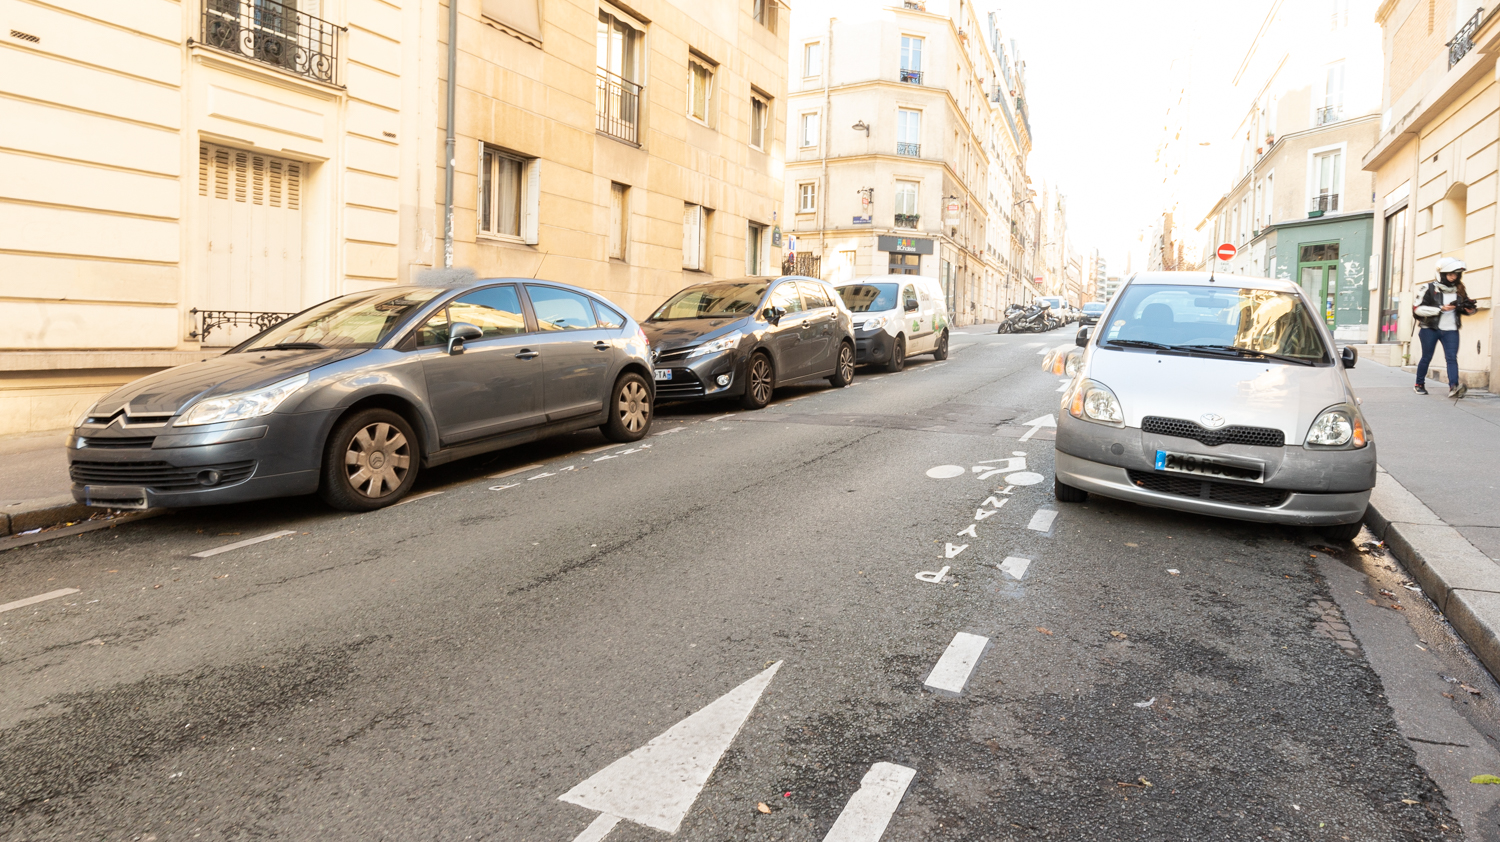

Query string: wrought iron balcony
[596,69,642,145]
[1309,193,1340,215]
[201,0,340,85]
[1316,105,1341,126]
[896,141,921,157]
[900,68,923,84]
[894,213,919,229]
[189,308,295,343]
[1450,8,1484,68]
[903,0,927,9]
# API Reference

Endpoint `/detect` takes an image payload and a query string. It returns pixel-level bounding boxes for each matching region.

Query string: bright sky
[989,0,1272,273]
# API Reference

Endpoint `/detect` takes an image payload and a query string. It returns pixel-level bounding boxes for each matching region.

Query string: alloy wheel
[344,421,410,498]
[618,380,650,433]
[839,345,855,381]
[750,357,773,404]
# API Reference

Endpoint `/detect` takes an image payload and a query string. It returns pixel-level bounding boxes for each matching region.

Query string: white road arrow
[561,661,783,838]
[1017,414,1056,442]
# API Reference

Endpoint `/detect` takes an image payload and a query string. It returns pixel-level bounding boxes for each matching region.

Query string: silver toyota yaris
[1052,271,1375,542]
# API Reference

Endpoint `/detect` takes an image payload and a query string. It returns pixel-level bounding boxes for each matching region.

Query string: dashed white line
[488,463,542,479]
[707,413,738,422]
[1027,509,1058,532]
[0,588,81,614]
[923,632,990,695]
[998,556,1032,580]
[822,762,917,842]
[190,530,296,558]
[583,442,630,454]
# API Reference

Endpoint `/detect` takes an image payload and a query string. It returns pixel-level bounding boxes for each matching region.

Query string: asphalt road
[4,328,1500,841]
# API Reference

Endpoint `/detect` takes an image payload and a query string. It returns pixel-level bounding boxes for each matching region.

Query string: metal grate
[71,460,256,490]
[654,374,706,399]
[10,29,40,43]
[77,436,157,450]
[202,0,341,85]
[896,142,921,157]
[1126,470,1289,508]
[1450,8,1484,68]
[1142,416,1284,448]
[595,69,642,145]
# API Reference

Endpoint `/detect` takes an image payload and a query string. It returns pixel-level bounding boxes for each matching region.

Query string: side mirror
[1340,345,1358,369]
[904,299,919,312]
[448,322,482,355]
[1076,326,1092,347]
[763,305,786,326]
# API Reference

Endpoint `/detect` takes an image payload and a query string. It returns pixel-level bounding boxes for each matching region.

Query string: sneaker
[1450,384,1468,399]
[1414,384,1428,395]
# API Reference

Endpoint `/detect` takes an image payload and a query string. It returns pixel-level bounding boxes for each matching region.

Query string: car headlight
[1305,405,1367,448]
[1068,379,1124,425]
[176,374,309,427]
[685,332,743,359]
[1064,351,1083,376]
[861,316,889,332]
[1050,347,1083,376]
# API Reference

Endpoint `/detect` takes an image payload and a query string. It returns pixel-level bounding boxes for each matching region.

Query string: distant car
[834,275,951,372]
[1080,301,1107,325]
[642,276,856,409]
[69,279,654,511]
[1053,271,1374,541]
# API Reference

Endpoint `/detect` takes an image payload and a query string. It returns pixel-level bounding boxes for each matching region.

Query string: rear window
[1082,302,1106,314]
[838,283,898,312]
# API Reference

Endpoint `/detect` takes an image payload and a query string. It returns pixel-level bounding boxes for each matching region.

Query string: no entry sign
[1216,243,1237,261]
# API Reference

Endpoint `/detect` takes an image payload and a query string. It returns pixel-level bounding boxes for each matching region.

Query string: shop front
[879,235,933,276]
[1266,212,1373,342]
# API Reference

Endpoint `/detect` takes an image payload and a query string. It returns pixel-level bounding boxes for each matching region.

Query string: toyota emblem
[1200,413,1226,428]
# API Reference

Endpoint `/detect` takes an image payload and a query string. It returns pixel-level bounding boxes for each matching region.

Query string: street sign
[1216,243,1237,261]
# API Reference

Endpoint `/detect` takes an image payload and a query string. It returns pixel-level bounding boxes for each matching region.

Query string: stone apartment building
[1362,0,1495,388]
[0,0,789,436]
[1197,0,1383,342]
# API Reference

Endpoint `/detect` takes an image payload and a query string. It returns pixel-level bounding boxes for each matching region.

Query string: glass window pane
[770,282,805,314]
[448,285,527,338]
[246,288,443,350]
[593,301,626,329]
[527,285,599,331]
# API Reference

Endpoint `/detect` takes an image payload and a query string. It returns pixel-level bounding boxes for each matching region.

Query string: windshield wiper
[258,342,327,351]
[1176,344,1316,366]
[1104,339,1175,350]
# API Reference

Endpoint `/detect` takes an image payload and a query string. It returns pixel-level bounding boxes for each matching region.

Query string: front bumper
[650,350,743,402]
[853,328,895,364]
[67,410,333,508]
[1054,411,1375,526]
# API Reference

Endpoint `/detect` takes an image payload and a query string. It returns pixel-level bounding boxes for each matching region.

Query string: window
[526,285,599,331]
[753,0,777,33]
[903,284,919,311]
[596,8,643,144]
[1264,173,1274,226]
[797,182,817,213]
[803,41,822,77]
[770,281,806,314]
[750,92,769,149]
[746,222,766,275]
[802,281,833,309]
[895,180,918,227]
[1319,62,1344,125]
[448,286,528,338]
[800,111,819,147]
[897,109,921,156]
[683,203,712,270]
[688,56,715,125]
[479,146,538,243]
[593,301,626,329]
[481,0,542,44]
[1312,149,1342,212]
[900,35,923,84]
[609,182,629,260]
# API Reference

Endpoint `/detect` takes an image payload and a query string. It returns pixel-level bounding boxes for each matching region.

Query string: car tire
[319,408,420,511]
[932,330,950,360]
[739,353,775,410]
[884,335,906,372]
[1054,476,1088,503]
[828,342,855,387]
[1321,519,1364,543]
[602,372,652,442]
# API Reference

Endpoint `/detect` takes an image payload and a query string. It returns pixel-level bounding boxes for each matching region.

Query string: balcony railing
[201,0,340,85]
[596,69,642,145]
[894,213,919,228]
[1316,105,1341,126]
[1309,193,1340,215]
[1450,7,1484,67]
[900,68,923,84]
[896,141,920,157]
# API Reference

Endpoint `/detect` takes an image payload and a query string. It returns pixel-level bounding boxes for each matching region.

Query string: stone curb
[1364,469,1500,680]
[0,494,108,538]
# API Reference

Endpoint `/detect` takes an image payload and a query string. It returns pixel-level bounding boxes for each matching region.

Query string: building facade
[1362,0,1495,387]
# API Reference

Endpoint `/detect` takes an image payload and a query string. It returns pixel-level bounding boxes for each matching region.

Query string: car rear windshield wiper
[258,342,327,351]
[1176,344,1316,366]
[1103,339,1175,350]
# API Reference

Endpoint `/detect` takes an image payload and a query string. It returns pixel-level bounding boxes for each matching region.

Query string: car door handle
[515,349,540,360]
[593,341,610,351]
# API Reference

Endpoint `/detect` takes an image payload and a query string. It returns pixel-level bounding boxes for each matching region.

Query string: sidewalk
[0,429,100,540]
[1349,356,1500,677]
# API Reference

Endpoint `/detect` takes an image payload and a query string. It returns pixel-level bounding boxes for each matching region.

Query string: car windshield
[650,282,769,320]
[838,283,898,312]
[1101,284,1329,363]
[241,289,443,351]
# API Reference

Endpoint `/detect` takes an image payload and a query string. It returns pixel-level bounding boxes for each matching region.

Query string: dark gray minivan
[68,279,654,511]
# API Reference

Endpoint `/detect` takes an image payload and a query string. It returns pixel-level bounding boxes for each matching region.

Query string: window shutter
[610,183,626,259]
[522,158,541,244]
[682,204,700,270]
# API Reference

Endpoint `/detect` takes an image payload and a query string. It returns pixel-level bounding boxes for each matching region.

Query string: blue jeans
[1416,327,1461,388]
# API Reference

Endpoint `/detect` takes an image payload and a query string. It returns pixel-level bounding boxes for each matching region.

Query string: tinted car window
[528,286,599,331]
[449,286,528,338]
[838,283,897,312]
[801,281,833,309]
[593,301,626,329]
[244,288,442,351]
[770,282,805,314]
[416,308,450,348]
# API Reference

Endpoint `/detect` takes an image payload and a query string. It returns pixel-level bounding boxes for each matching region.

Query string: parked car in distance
[1053,271,1373,541]
[834,275,951,372]
[68,279,654,512]
[1080,301,1107,326]
[643,276,856,409]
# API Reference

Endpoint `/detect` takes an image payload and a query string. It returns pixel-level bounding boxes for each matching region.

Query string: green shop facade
[1260,210,1373,342]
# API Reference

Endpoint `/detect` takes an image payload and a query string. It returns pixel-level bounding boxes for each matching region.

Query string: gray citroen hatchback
[68,278,654,511]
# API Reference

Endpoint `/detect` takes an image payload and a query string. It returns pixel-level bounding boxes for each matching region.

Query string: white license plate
[85,485,148,510]
[1153,450,1264,483]
[654,368,673,381]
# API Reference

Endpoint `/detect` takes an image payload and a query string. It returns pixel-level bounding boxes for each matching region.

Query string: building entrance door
[1297,243,1340,329]
[889,253,919,275]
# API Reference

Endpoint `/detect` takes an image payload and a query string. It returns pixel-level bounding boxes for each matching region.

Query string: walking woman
[1413,257,1479,397]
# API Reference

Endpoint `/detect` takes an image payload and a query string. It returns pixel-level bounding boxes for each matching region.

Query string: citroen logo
[1200,413,1226,428]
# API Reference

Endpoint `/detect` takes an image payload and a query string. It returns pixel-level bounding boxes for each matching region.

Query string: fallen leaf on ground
[1116,781,1142,788]
[1110,631,1128,639]
[757,802,773,814]
[1462,683,1482,696]
[1125,542,1138,547]
[1471,775,1500,785]
[1037,627,1053,635]
[1444,692,1456,699]
[1139,777,1153,787]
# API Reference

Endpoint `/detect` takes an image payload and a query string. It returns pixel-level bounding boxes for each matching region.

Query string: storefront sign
[877,235,934,255]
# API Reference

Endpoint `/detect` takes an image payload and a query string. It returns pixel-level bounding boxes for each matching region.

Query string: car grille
[1141,416,1285,448]
[77,436,156,449]
[653,347,695,364]
[70,460,256,490]
[654,370,706,399]
[1126,470,1289,508]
